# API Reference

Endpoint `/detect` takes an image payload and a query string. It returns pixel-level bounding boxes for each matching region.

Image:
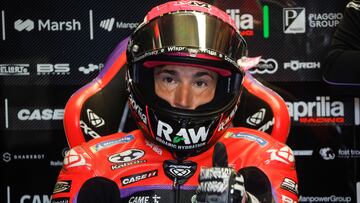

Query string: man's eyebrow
[156,69,177,76]
[194,71,216,79]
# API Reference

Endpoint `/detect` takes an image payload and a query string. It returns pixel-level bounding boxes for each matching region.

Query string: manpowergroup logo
[286,96,345,125]
[14,18,82,32]
[299,195,351,203]
[99,17,139,32]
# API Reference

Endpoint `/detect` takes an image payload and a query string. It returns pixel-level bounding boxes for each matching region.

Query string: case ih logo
[286,96,344,124]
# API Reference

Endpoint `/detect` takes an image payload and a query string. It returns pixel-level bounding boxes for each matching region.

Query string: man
[51,1,298,202]
[323,0,360,84]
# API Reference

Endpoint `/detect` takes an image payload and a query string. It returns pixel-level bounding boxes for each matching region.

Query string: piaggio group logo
[283,7,343,34]
[283,8,306,34]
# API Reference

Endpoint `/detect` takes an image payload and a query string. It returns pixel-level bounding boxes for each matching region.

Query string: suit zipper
[173,178,181,203]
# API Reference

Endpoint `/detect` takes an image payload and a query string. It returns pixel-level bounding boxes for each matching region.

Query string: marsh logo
[14,18,81,32]
[283,8,306,33]
[250,58,278,74]
[226,9,254,36]
[14,19,34,31]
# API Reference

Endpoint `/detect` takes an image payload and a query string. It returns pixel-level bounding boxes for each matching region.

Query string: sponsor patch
[266,146,295,165]
[280,178,298,195]
[90,134,134,153]
[121,170,158,186]
[53,180,71,194]
[227,132,268,146]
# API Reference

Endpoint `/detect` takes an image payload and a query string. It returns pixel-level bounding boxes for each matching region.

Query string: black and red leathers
[51,127,298,203]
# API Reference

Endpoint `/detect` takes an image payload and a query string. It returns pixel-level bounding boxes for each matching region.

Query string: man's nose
[173,84,193,109]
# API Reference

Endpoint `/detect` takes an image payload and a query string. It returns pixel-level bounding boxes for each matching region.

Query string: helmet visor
[129,11,247,70]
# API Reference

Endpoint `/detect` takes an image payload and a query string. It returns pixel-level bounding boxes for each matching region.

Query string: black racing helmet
[126,1,247,158]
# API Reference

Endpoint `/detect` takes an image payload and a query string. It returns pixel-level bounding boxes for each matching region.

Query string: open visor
[128,11,247,71]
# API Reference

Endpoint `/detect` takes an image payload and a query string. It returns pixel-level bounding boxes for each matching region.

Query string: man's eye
[163,77,174,83]
[195,81,207,87]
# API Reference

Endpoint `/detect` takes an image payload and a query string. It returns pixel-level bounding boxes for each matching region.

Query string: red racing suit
[51,127,298,203]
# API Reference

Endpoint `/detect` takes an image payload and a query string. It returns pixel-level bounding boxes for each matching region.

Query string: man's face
[154,65,218,110]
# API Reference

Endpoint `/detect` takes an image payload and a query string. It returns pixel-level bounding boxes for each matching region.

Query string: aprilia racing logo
[226,9,254,36]
[128,94,147,124]
[286,96,344,124]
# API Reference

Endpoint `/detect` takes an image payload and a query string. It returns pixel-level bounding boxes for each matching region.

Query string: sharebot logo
[226,9,254,36]
[286,96,344,124]
[14,18,81,32]
[283,8,306,33]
